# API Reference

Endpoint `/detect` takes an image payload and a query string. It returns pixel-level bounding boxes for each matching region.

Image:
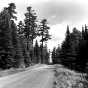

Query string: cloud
[0,0,86,25]
[33,0,87,25]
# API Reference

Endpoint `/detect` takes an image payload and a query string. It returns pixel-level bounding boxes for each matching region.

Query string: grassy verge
[53,64,88,88]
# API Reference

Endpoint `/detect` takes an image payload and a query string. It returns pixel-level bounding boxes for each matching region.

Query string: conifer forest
[0,2,88,74]
[0,2,88,88]
[0,3,51,69]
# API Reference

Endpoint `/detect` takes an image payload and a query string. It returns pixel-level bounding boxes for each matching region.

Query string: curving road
[0,65,55,88]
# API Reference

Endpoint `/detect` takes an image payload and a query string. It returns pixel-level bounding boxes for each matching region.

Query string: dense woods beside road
[0,1,88,88]
[0,2,88,75]
[0,3,51,69]
[52,25,88,73]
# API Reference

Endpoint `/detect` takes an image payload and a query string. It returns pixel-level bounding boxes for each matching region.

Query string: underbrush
[53,65,88,88]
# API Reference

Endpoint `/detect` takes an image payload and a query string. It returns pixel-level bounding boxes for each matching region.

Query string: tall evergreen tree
[60,25,71,67]
[59,26,82,70]
[0,3,17,69]
[11,20,25,68]
[24,6,37,48]
[17,22,31,67]
[76,25,88,72]
[23,6,38,63]
[38,19,51,63]
[69,27,81,70]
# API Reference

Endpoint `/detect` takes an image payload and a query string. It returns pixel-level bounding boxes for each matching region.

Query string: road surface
[0,65,55,88]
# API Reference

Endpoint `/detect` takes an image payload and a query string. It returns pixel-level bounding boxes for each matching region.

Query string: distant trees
[52,46,61,64]
[33,40,40,63]
[33,41,49,64]
[41,44,49,64]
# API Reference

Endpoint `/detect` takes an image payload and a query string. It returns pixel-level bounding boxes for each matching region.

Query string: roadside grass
[0,68,25,77]
[0,64,45,77]
[53,64,88,88]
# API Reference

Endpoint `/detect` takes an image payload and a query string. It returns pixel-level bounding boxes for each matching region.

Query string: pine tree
[76,25,88,72]
[59,26,82,71]
[52,45,61,64]
[60,25,71,67]
[38,19,51,63]
[17,21,31,67]
[69,27,81,70]
[23,6,38,63]
[0,3,17,69]
[0,3,15,69]
[11,20,25,68]
[24,6,37,47]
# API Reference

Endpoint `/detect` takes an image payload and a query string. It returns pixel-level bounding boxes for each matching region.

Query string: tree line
[52,25,88,73]
[0,3,51,69]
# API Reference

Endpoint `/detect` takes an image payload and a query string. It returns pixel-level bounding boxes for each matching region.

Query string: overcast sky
[0,0,88,50]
